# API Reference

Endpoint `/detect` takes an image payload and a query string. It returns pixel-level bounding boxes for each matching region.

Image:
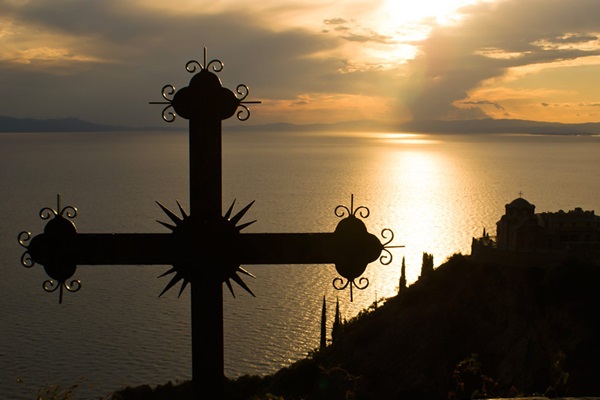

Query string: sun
[353,0,487,65]
[377,0,481,30]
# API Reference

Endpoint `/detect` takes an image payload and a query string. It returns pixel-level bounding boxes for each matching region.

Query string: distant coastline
[0,115,133,133]
[228,118,600,135]
[2,114,600,135]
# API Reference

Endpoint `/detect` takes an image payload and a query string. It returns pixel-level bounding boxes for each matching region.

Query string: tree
[332,297,342,343]
[320,295,327,349]
[420,252,434,280]
[399,256,407,294]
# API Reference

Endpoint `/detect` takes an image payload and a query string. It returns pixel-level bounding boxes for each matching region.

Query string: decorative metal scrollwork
[379,228,403,265]
[18,231,34,268]
[234,84,261,121]
[43,279,81,304]
[330,195,404,301]
[335,194,370,219]
[331,195,378,301]
[18,194,81,304]
[150,47,261,123]
[149,85,177,123]
[39,194,77,220]
[186,47,224,74]
[333,276,369,302]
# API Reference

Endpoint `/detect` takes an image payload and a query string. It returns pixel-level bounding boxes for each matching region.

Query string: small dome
[508,197,533,208]
[505,197,535,214]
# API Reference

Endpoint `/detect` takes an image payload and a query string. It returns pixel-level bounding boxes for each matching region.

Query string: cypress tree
[320,295,327,349]
[399,256,407,294]
[332,297,341,343]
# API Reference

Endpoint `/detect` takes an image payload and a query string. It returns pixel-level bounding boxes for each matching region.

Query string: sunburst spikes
[238,266,256,279]
[157,220,177,230]
[224,199,237,220]
[176,201,188,219]
[236,220,256,231]
[158,267,190,298]
[226,268,256,298]
[156,199,258,298]
[158,268,186,297]
[156,201,184,230]
[226,199,256,228]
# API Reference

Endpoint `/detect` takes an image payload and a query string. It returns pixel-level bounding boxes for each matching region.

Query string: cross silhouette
[18,49,400,398]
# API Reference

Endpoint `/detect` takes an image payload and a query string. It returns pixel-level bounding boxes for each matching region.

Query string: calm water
[1,130,599,398]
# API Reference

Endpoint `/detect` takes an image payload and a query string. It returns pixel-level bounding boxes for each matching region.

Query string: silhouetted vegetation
[320,296,327,349]
[398,256,407,294]
[448,353,497,399]
[111,254,600,399]
[419,251,434,280]
[331,297,342,344]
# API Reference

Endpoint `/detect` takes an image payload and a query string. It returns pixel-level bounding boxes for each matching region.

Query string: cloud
[0,0,352,126]
[324,18,348,25]
[339,30,395,44]
[2,0,600,126]
[460,100,505,110]
[403,0,600,121]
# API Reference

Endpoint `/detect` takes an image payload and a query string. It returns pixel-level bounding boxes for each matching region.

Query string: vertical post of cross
[152,49,260,397]
[190,100,224,395]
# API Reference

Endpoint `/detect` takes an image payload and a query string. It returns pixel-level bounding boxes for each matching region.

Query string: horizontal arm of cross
[25,232,380,266]
[19,196,398,303]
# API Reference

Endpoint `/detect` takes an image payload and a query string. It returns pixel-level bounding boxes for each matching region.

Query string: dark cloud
[3,0,600,126]
[0,0,347,127]
[460,100,505,110]
[549,34,598,44]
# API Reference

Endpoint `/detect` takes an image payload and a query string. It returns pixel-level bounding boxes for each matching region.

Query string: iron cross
[18,49,400,398]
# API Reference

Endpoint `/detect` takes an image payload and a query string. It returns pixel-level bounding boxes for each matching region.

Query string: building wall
[472,198,600,266]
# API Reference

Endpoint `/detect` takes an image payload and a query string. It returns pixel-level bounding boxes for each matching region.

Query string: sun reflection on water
[367,132,439,145]
[367,140,467,290]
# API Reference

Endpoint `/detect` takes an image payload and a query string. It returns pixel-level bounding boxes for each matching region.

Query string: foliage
[545,351,570,397]
[16,377,96,400]
[36,383,78,400]
[449,353,496,400]
[420,252,434,279]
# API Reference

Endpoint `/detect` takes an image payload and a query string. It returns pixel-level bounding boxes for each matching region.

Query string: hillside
[111,254,600,399]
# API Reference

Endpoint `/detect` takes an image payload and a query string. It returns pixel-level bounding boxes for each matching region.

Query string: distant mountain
[0,116,129,132]
[235,118,600,135]
[227,119,399,132]
[402,118,600,135]
[3,115,600,135]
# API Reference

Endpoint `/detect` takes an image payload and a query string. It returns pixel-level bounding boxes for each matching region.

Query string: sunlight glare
[370,0,486,64]
[369,132,438,145]
[378,0,481,29]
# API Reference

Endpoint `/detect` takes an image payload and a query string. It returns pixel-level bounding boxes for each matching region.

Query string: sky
[1,0,600,128]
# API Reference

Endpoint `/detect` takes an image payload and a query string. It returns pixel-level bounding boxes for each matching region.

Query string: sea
[1,129,599,399]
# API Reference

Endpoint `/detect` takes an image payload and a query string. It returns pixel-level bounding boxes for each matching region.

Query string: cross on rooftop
[18,48,401,399]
